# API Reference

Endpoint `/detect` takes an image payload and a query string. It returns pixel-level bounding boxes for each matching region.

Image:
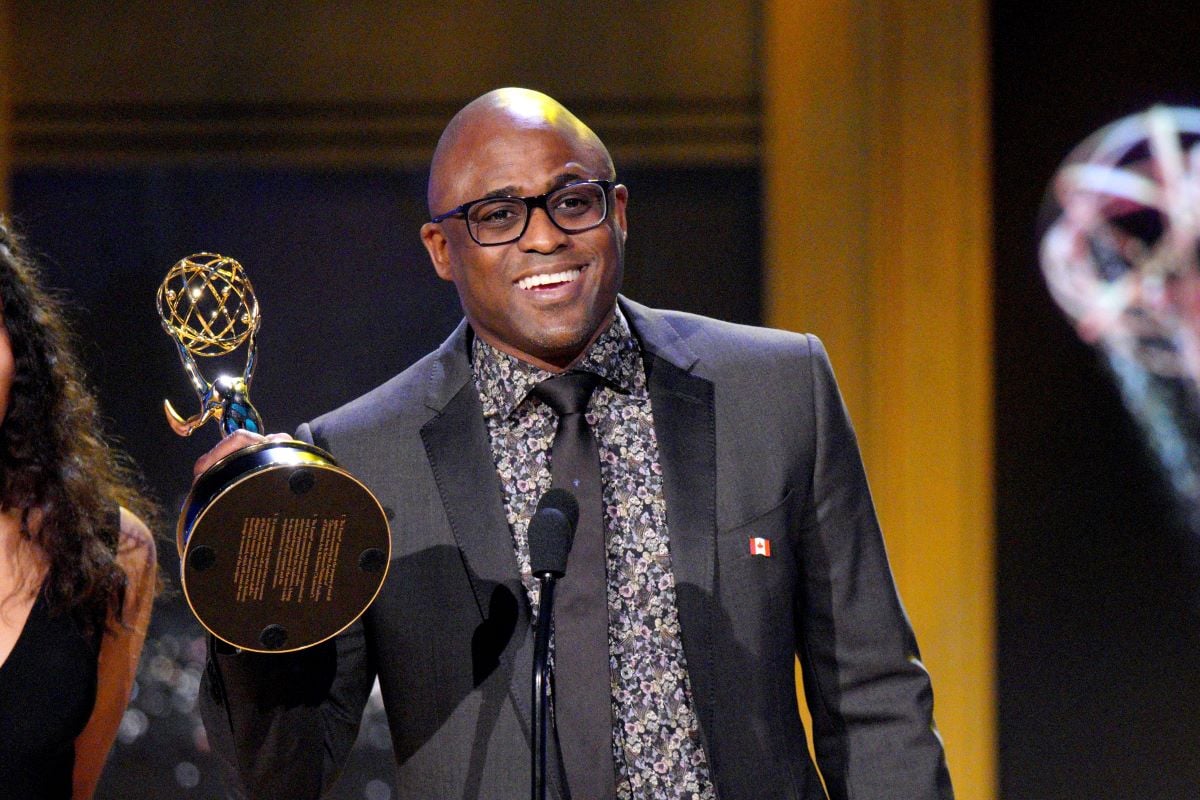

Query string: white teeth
[517,269,580,290]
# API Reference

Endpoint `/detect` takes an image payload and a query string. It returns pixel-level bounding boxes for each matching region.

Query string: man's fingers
[192,430,293,480]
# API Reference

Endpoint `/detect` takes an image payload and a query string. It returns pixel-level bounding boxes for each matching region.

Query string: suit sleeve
[795,335,954,800]
[197,422,377,800]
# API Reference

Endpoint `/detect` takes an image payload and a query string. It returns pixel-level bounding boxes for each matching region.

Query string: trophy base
[178,441,391,653]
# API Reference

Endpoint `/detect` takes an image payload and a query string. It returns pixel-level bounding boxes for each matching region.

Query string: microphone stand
[532,573,557,800]
[527,489,577,800]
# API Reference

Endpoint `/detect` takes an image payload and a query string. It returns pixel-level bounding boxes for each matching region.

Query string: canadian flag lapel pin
[749,537,772,557]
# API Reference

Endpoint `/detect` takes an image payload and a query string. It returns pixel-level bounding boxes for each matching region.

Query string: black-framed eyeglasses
[430,179,614,246]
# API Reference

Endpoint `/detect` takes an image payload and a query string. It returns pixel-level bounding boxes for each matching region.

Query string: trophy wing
[164,397,213,437]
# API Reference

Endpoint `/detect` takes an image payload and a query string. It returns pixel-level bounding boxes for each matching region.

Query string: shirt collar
[471,306,642,420]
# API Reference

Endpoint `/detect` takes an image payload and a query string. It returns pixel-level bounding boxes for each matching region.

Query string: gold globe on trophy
[159,253,258,356]
[157,253,263,436]
[158,253,390,653]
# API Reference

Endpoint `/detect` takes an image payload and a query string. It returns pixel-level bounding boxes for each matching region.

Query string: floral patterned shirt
[471,308,716,800]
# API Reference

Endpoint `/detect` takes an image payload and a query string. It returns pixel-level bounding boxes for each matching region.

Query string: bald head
[427,88,615,216]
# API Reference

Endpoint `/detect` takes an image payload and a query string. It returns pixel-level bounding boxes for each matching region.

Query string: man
[198,87,953,800]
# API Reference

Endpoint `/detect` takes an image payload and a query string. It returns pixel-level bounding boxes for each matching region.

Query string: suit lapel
[420,379,523,616]
[626,300,720,749]
[418,322,522,616]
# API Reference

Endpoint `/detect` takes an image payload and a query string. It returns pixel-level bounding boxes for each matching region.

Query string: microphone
[529,488,578,800]
[529,488,578,578]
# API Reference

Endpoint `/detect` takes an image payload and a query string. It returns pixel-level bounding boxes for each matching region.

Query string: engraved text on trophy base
[310,517,346,602]
[234,515,277,602]
[229,514,350,604]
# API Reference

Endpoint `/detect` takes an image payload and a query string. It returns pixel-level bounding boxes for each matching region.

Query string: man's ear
[611,184,629,244]
[420,222,455,282]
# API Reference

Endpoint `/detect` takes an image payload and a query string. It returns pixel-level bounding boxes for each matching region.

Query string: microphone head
[528,489,579,578]
[537,487,578,530]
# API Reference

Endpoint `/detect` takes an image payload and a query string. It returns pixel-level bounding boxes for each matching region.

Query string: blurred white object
[1041,106,1200,378]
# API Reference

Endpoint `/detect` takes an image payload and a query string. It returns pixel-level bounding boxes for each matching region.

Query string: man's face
[421,121,628,370]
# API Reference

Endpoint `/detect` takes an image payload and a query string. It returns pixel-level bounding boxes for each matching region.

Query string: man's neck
[472,310,617,374]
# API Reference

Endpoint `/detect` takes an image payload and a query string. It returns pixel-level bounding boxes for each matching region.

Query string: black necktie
[532,372,616,800]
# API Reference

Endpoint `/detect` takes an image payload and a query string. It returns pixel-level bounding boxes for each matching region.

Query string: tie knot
[531,371,602,417]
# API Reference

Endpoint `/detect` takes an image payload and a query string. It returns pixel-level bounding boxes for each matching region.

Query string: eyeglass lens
[468,182,607,245]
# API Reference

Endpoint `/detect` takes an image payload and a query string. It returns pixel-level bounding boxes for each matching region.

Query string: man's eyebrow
[548,172,587,190]
[480,185,520,200]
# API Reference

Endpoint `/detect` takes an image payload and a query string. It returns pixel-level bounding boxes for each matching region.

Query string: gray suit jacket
[200,298,953,800]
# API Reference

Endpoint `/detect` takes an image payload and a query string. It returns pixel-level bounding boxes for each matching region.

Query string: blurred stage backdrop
[0,2,1198,799]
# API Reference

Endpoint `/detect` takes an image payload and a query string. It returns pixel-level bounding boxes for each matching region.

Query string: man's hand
[192,429,295,482]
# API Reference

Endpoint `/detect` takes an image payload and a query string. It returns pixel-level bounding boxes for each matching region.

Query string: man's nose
[518,207,569,253]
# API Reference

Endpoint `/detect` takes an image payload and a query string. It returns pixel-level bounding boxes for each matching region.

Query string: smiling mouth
[516,268,582,291]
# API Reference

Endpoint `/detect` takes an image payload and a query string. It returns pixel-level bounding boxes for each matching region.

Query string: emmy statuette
[159,253,390,653]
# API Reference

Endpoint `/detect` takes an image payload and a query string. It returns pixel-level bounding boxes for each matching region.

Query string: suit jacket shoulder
[619,297,831,391]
